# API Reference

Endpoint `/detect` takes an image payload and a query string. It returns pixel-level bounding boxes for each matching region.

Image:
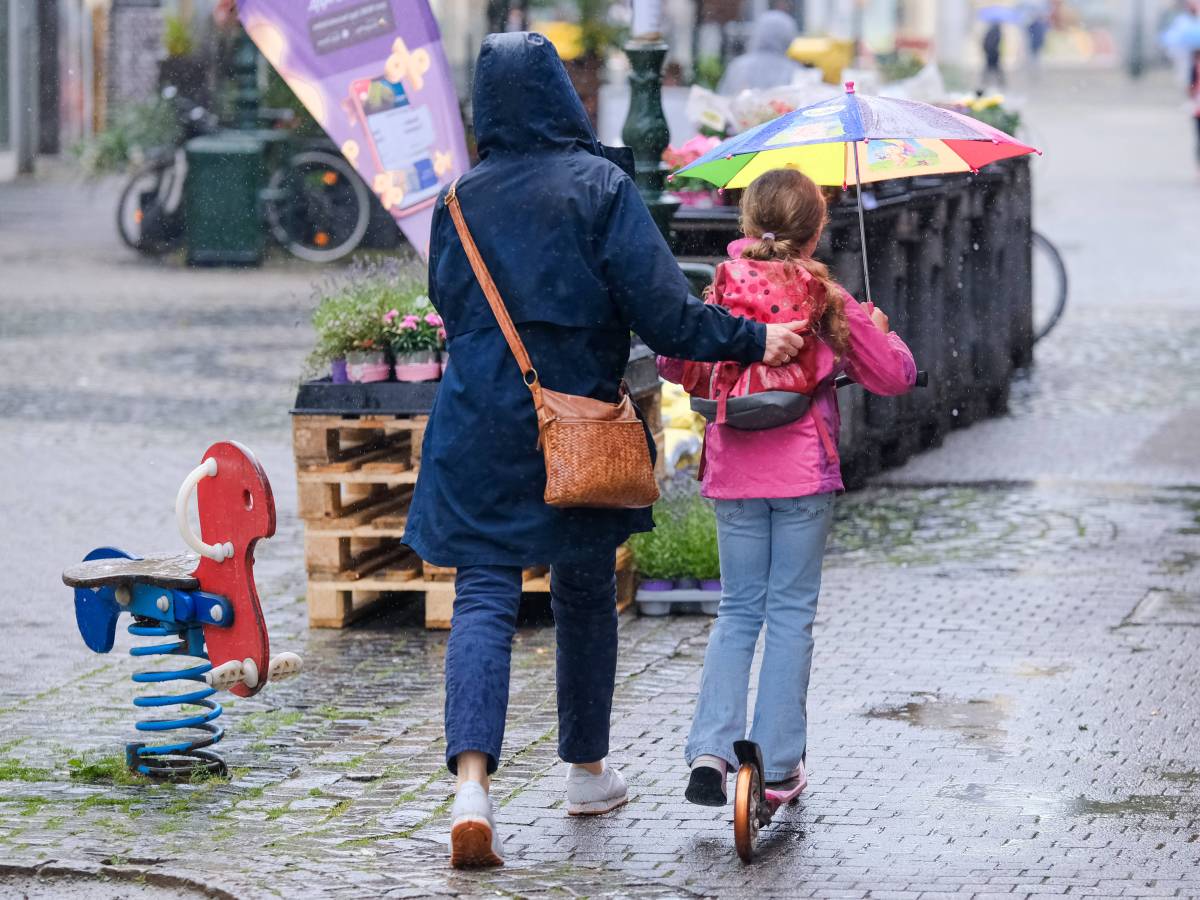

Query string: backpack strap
[810,384,839,463]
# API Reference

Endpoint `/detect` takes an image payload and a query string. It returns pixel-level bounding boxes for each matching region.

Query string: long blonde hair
[738,169,850,355]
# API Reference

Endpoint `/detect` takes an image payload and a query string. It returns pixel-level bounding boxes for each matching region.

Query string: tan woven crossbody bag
[444,180,659,510]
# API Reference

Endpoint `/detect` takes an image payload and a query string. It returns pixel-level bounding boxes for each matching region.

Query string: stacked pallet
[293,414,424,628]
[293,389,656,629]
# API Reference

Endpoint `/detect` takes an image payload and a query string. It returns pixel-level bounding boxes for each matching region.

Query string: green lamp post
[621,35,679,239]
[232,29,262,131]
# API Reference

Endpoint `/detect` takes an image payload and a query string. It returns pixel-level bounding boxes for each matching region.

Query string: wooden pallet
[295,401,655,629]
[308,546,635,629]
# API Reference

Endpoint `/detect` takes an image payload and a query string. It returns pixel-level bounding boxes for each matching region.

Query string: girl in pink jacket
[658,169,916,805]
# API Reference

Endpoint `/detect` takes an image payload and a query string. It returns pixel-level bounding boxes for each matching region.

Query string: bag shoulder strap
[444,179,541,402]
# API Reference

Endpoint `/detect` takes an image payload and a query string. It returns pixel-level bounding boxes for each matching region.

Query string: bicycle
[116,88,216,256]
[117,88,370,264]
[1031,230,1068,343]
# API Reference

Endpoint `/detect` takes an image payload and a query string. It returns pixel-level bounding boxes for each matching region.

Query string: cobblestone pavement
[0,71,1198,899]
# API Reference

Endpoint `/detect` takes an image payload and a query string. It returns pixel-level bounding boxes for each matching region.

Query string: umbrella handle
[852,141,873,306]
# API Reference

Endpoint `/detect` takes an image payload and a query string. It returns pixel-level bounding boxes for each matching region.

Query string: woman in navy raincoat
[402,32,806,867]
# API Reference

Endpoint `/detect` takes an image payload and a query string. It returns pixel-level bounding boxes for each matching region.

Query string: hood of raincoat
[748,10,799,56]
[473,32,602,159]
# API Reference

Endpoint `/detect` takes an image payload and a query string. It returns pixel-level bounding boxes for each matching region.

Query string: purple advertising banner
[237,0,469,256]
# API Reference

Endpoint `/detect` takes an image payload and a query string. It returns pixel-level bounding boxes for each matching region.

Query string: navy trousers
[444,550,618,774]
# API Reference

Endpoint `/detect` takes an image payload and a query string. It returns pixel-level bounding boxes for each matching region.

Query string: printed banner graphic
[237,0,468,255]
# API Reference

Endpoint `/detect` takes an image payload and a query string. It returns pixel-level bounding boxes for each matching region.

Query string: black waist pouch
[689,391,813,431]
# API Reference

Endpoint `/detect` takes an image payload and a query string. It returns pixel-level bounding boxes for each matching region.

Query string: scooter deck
[763,778,806,809]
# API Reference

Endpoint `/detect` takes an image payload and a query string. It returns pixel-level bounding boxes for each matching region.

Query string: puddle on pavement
[1124,588,1200,627]
[826,484,1114,570]
[939,783,1063,817]
[1014,662,1071,677]
[1066,794,1188,816]
[1153,765,1200,787]
[938,783,1194,819]
[864,694,1010,746]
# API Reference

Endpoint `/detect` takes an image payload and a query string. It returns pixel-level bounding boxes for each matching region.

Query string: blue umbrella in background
[1161,13,1200,52]
[978,5,1025,25]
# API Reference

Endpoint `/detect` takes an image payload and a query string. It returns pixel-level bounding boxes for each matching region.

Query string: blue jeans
[686,494,835,781]
[444,550,617,774]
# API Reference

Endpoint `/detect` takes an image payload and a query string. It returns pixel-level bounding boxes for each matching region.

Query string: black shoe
[685,766,727,807]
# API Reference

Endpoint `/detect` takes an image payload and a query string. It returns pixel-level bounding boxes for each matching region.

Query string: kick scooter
[732,740,806,862]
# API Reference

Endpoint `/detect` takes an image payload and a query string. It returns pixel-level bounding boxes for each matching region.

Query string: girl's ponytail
[738,169,851,355]
[794,257,850,356]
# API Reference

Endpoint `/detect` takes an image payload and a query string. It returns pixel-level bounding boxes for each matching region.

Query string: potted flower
[663,135,722,207]
[681,495,722,604]
[306,257,426,383]
[345,338,391,383]
[310,294,389,383]
[385,299,444,382]
[630,486,722,615]
[628,522,678,594]
[948,93,1022,138]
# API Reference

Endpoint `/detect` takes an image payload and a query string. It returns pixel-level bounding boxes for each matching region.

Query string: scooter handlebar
[834,370,928,390]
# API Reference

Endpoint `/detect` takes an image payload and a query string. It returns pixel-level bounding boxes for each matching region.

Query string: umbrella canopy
[675,83,1038,305]
[978,5,1025,25]
[676,83,1037,190]
[1161,13,1200,53]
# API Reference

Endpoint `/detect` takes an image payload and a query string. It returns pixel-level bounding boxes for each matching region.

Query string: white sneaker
[449,781,503,868]
[565,762,628,816]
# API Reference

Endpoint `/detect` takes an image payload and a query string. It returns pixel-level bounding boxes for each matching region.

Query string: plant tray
[635,588,721,617]
[292,379,440,416]
[293,342,660,417]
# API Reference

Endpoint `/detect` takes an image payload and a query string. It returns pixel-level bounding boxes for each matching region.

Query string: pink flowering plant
[663,134,721,193]
[306,255,429,374]
[384,298,445,354]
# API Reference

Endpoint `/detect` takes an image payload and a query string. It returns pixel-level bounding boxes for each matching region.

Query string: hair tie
[761,232,776,241]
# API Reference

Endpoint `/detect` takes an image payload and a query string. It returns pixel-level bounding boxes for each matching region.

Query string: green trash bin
[184,133,267,266]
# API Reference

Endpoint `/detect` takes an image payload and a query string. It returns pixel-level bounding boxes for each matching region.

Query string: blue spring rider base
[62,442,301,781]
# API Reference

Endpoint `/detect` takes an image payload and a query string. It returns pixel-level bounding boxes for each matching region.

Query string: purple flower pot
[330,358,349,384]
[639,579,674,591]
[675,577,700,590]
[700,579,722,592]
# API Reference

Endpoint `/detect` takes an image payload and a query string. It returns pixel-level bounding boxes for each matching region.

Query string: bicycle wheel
[264,150,370,263]
[117,159,185,255]
[1031,231,1068,343]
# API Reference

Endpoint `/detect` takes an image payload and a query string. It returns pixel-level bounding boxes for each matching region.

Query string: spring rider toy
[62,441,302,780]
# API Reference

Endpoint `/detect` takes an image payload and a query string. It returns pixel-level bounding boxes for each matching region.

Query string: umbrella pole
[852,141,873,305]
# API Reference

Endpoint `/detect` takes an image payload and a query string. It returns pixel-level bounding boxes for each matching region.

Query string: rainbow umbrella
[675,82,1038,303]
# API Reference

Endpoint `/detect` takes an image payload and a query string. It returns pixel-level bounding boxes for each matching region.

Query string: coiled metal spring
[127,618,226,780]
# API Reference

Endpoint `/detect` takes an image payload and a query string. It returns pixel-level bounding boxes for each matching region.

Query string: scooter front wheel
[733,762,760,863]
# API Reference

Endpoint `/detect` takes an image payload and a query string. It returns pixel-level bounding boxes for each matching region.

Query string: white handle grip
[176,458,234,562]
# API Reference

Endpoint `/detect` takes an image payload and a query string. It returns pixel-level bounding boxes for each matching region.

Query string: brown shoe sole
[450,818,503,868]
[566,794,629,817]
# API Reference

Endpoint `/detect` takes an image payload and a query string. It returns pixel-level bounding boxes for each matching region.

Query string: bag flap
[541,387,640,423]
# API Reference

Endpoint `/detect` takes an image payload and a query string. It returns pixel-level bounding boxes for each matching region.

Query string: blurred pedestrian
[1190,52,1200,172]
[1026,10,1049,70]
[404,32,808,869]
[717,10,804,96]
[982,21,1006,89]
[1161,2,1200,170]
[657,169,917,806]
